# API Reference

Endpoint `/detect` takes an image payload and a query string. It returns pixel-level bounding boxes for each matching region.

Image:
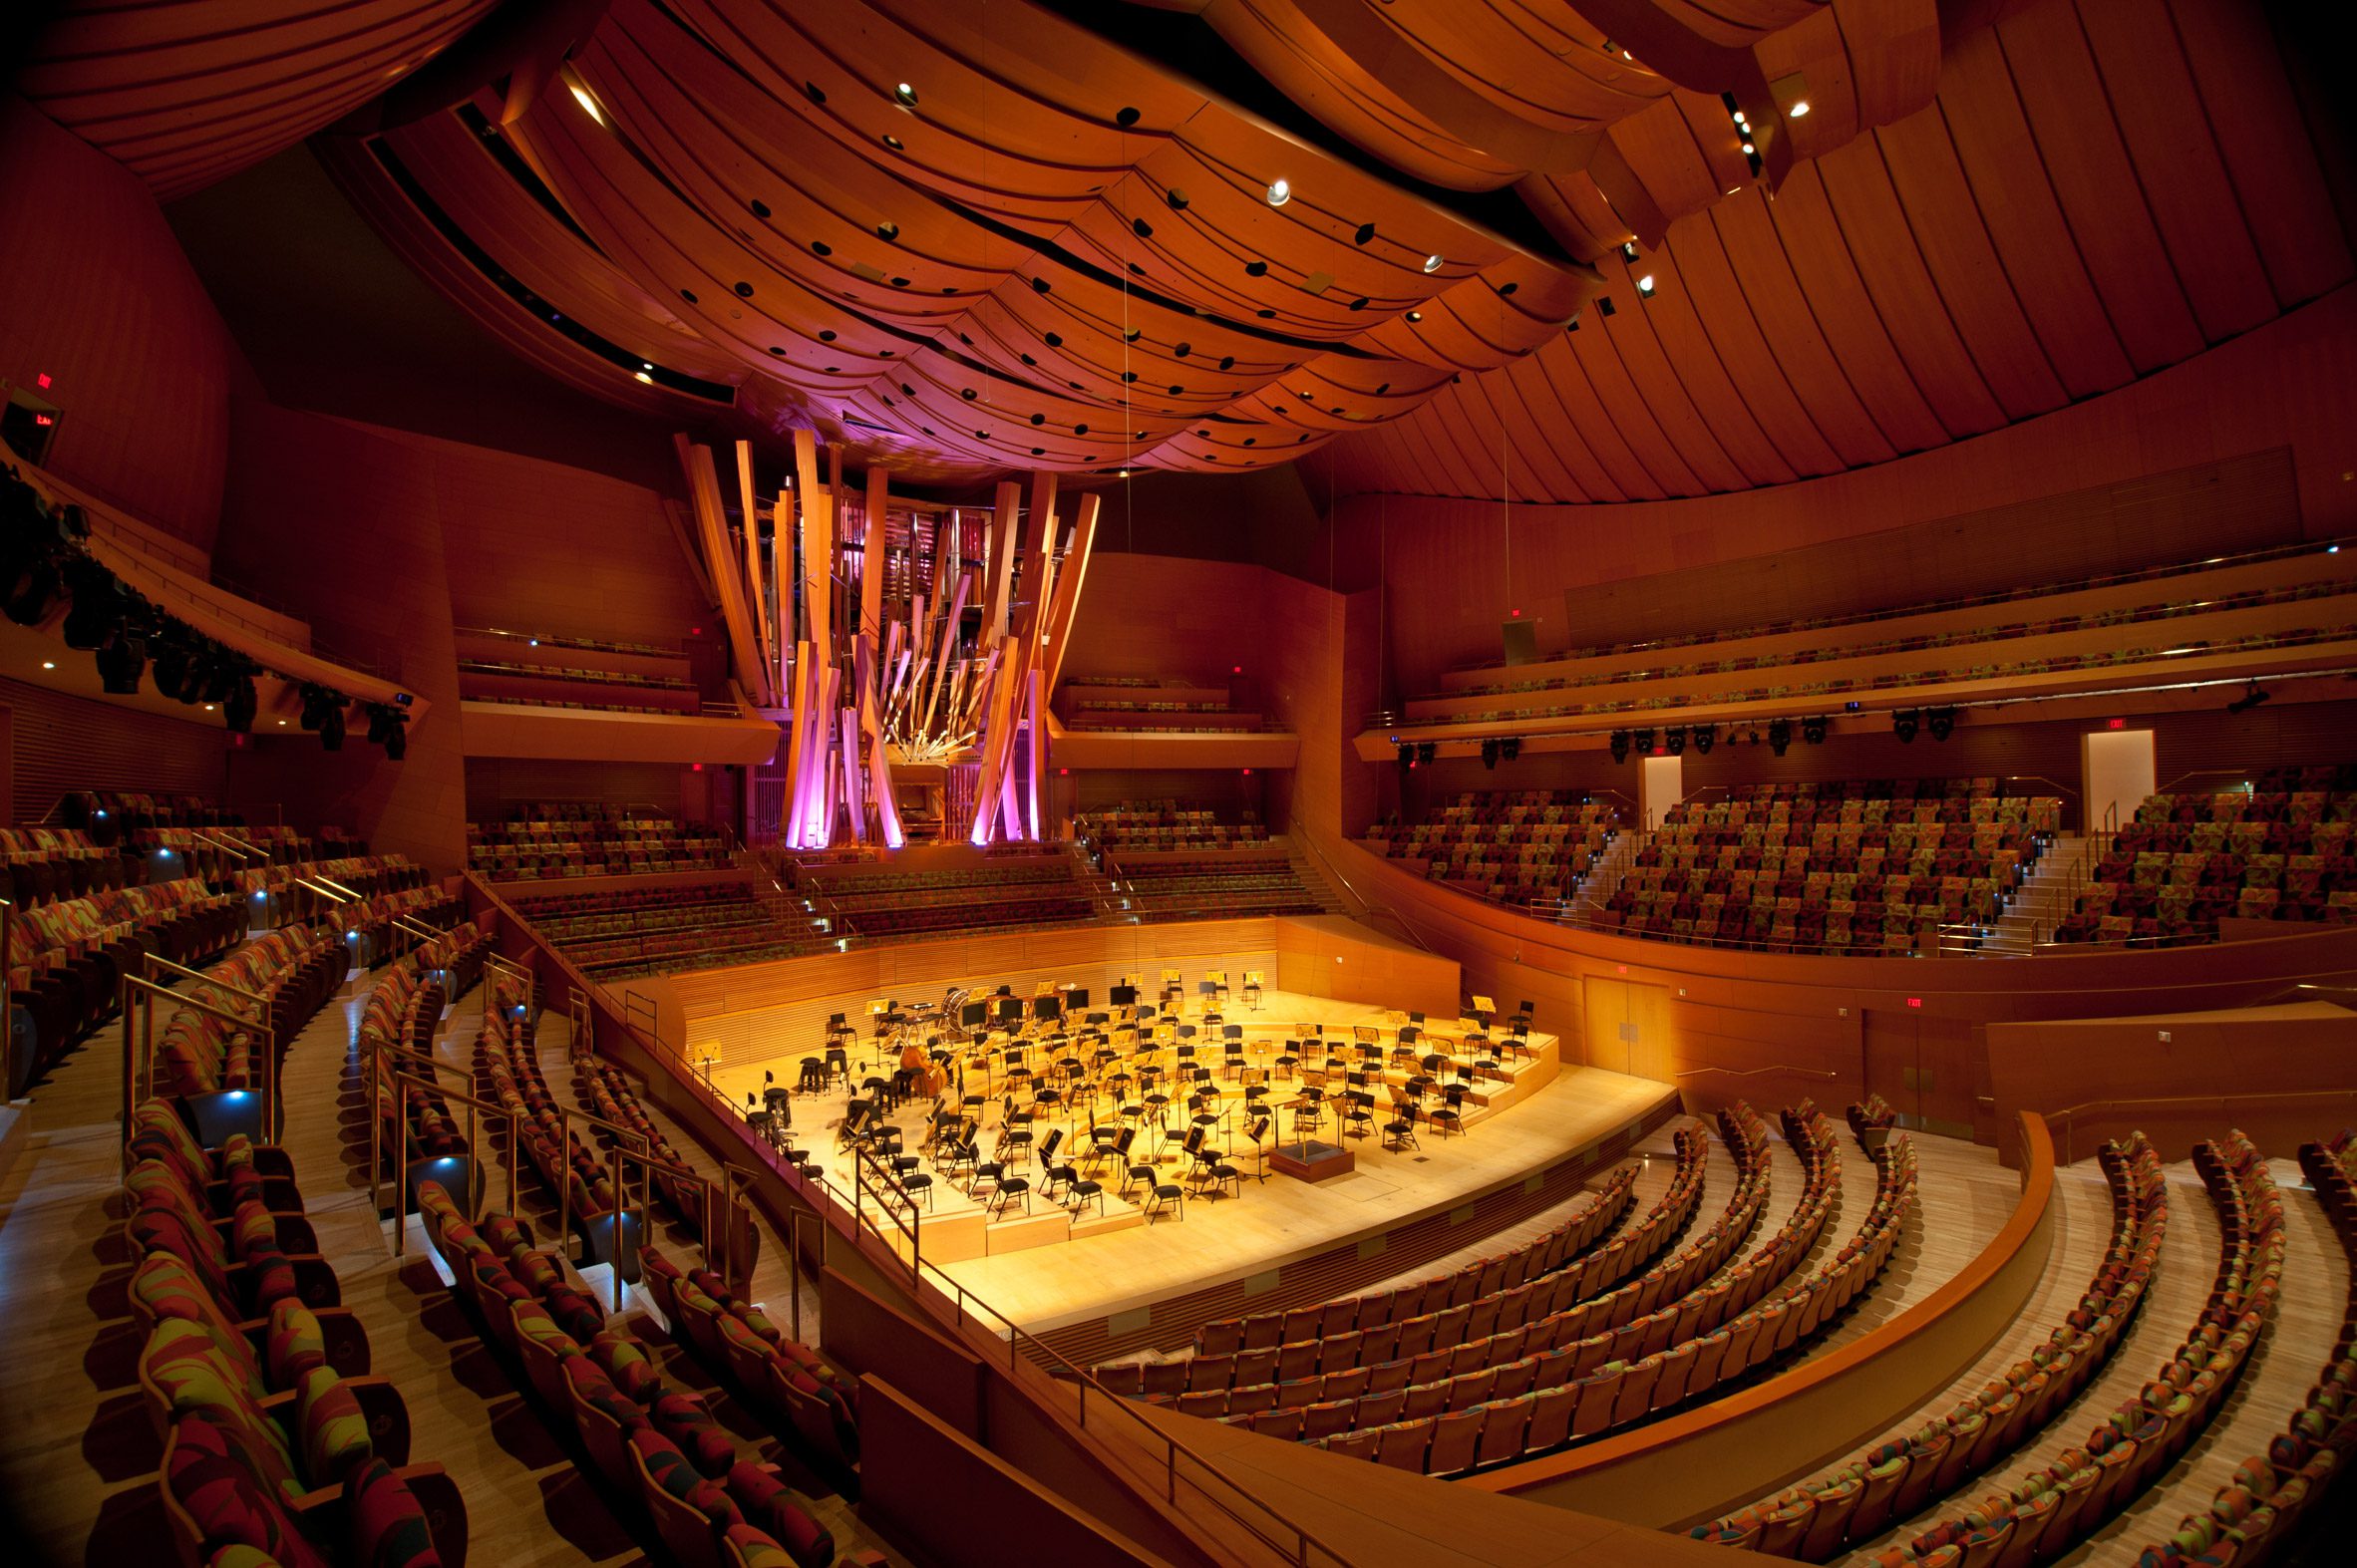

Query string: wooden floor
[0,963,895,1568]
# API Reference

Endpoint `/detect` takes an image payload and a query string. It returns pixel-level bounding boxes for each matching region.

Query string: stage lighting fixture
[298,685,338,732]
[318,701,347,752]
[366,706,397,746]
[1609,730,1630,764]
[1664,726,1686,757]
[1396,742,1414,772]
[1481,740,1500,770]
[1801,715,1828,746]
[1633,728,1656,756]
[60,559,120,648]
[367,706,408,761]
[198,655,237,705]
[1928,707,1958,741]
[1892,709,1920,744]
[223,675,258,733]
[1768,719,1792,757]
[1500,737,1520,762]
[1416,742,1436,766]
[94,625,146,694]
[1692,725,1715,756]
[2225,681,2272,715]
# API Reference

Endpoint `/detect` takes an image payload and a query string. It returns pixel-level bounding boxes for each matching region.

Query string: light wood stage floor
[709,986,1678,1340]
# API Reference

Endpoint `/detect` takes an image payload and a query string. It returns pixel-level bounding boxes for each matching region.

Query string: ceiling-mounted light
[1636,275,1656,297]
[567,81,604,126]
[1620,241,1638,261]
[634,371,653,384]
[1741,142,1756,155]
[1265,177,1290,206]
[1405,310,1422,323]
[1422,255,1443,273]
[1789,100,1811,118]
[893,83,918,107]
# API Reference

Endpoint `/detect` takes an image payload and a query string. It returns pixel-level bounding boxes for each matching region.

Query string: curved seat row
[156,925,345,1104]
[1294,1107,1916,1476]
[1865,1131,2285,1568]
[1185,1109,1775,1428]
[1692,1132,2167,1558]
[123,1097,472,1568]
[1136,1125,1712,1400]
[575,1053,759,1271]
[1182,1160,1641,1359]
[9,877,244,1092]
[416,1183,834,1568]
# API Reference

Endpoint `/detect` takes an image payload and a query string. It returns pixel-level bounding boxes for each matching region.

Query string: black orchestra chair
[1222,1040,1246,1081]
[987,1172,1031,1219]
[1273,1040,1300,1080]
[1207,1144,1243,1199]
[1081,1122,1124,1173]
[1066,1170,1104,1218]
[891,1155,933,1210]
[1123,1146,1159,1199]
[940,1135,979,1183]
[1146,1179,1185,1223]
[1344,1091,1376,1140]
[1384,1099,1421,1151]
[1431,1086,1467,1138]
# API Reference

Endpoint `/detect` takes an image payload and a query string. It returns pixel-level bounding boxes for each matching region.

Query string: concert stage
[710,986,1681,1360]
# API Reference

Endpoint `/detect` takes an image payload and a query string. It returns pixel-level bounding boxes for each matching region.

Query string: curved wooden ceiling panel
[21,0,499,200]
[1314,0,2355,502]
[29,0,2339,498]
[313,0,1591,484]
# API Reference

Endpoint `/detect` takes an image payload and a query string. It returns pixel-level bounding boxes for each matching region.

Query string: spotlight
[298,684,341,732]
[1768,719,1791,757]
[1801,715,1828,746]
[318,702,346,752]
[1481,739,1501,770]
[1500,737,1520,762]
[2224,682,2271,716]
[1609,730,1630,764]
[1416,742,1437,766]
[1664,726,1686,757]
[1396,742,1415,772]
[1692,725,1715,756]
[223,674,258,733]
[1927,707,1957,741]
[94,624,146,693]
[198,655,237,705]
[1892,709,1920,744]
[60,559,120,648]
[1633,728,1656,756]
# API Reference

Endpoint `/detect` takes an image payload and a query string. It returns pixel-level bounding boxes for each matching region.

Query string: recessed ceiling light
[1406,310,1422,323]
[277,720,288,727]
[893,83,918,107]
[882,133,904,151]
[1266,178,1290,206]
[567,82,604,125]
[634,371,653,384]
[1741,142,1756,155]
[1636,275,1656,297]
[1790,100,1811,118]
[203,704,215,712]
[1423,255,1443,273]
[1620,241,1638,261]
[41,660,55,670]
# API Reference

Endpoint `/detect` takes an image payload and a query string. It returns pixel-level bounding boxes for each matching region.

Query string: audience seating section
[1365,792,1620,907]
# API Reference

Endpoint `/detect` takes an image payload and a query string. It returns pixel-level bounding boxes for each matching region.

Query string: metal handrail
[145,952,268,1010]
[2040,1086,2357,1164]
[122,974,275,1167]
[1291,830,1437,956]
[1674,1063,1842,1082]
[380,1064,523,1259]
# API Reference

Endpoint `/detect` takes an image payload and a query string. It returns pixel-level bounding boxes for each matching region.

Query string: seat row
[125,1097,474,1567]
[1864,1131,2285,1567]
[154,925,346,1106]
[1297,1108,1915,1475]
[416,1183,835,1568]
[1183,1161,1641,1359]
[1691,1132,2167,1557]
[9,876,246,1095]
[1175,1116,1746,1408]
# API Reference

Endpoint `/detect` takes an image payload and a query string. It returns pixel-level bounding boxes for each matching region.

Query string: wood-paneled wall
[214,403,465,870]
[464,758,690,822]
[0,99,239,555]
[1334,287,2357,691]
[354,424,708,649]
[0,675,226,824]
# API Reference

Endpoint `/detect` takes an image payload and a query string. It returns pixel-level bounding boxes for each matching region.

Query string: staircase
[1982,833,2100,955]
[1572,828,1643,912]
[1282,834,1353,916]
[1064,840,1133,921]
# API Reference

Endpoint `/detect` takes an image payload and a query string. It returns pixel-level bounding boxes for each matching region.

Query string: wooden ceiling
[18,0,2350,498]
